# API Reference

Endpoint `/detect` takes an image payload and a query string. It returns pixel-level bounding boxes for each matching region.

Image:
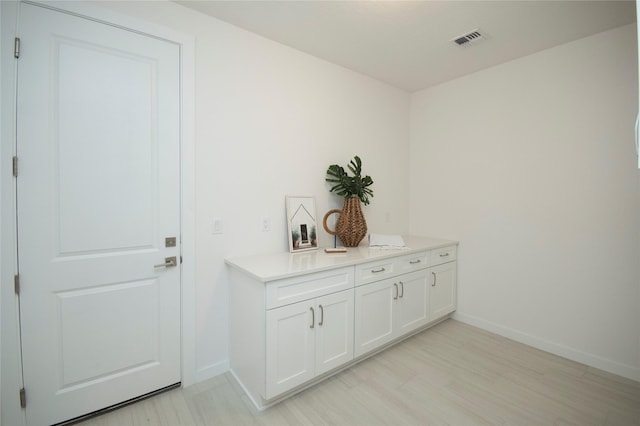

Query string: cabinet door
[395,270,429,335]
[266,301,315,398]
[429,262,457,320]
[315,290,354,375]
[354,279,395,357]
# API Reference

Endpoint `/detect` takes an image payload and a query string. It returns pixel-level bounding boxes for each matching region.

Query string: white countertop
[225,235,458,282]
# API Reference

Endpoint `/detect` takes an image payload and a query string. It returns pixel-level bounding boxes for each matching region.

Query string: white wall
[410,24,640,380]
[94,0,410,381]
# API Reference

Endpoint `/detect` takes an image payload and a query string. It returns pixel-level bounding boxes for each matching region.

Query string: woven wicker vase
[335,197,368,247]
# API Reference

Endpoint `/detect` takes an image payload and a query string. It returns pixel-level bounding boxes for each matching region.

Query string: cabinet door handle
[409,260,421,265]
[432,271,437,287]
[439,253,450,258]
[399,281,404,298]
[371,267,386,273]
[393,283,398,300]
[318,304,324,326]
[309,307,315,329]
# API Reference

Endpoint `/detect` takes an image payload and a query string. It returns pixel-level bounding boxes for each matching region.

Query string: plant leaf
[325,155,373,204]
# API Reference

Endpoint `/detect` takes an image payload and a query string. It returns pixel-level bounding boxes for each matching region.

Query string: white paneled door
[16,3,181,425]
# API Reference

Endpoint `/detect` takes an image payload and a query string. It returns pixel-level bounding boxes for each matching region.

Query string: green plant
[325,155,374,205]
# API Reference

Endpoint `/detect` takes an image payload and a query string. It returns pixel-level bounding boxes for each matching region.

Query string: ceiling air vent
[452,29,484,46]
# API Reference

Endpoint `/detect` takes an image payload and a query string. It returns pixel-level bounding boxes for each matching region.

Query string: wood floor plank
[75,319,640,426]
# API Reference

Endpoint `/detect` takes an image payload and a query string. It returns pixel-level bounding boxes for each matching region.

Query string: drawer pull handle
[318,304,324,326]
[409,260,421,264]
[393,283,399,300]
[310,307,315,329]
[432,271,437,287]
[439,253,450,257]
[371,267,386,273]
[399,281,404,298]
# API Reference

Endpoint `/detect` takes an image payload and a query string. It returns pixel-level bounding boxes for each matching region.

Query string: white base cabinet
[266,289,354,398]
[354,279,395,356]
[354,269,429,357]
[227,236,458,410]
[396,270,431,336]
[429,262,457,320]
[428,244,458,320]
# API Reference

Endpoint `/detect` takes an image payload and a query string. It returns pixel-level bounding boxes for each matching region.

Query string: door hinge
[12,156,18,177]
[19,388,26,408]
[14,37,20,59]
[14,274,20,295]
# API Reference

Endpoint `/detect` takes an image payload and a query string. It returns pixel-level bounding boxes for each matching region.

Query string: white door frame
[0,2,196,425]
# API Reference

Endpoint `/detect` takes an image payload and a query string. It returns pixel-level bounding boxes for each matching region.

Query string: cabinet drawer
[430,245,457,266]
[355,258,396,286]
[395,251,429,273]
[266,267,354,309]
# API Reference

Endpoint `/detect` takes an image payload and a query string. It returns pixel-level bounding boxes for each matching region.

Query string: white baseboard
[228,369,265,411]
[453,312,640,383]
[193,360,229,383]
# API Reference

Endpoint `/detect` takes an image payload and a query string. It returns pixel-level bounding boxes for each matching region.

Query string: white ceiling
[176,1,637,92]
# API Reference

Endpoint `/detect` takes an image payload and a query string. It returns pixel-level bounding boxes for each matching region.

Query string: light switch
[212,218,223,234]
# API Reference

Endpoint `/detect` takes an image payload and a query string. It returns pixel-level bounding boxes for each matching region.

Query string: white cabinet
[395,269,430,335]
[428,245,457,321]
[265,300,315,397]
[429,262,457,320]
[314,290,354,375]
[354,278,395,356]
[354,270,429,357]
[227,236,458,410]
[354,253,430,357]
[266,289,354,398]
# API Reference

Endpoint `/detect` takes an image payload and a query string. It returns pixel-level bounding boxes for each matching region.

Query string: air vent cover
[453,30,484,46]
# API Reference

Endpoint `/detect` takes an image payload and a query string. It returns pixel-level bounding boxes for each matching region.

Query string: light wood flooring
[77,319,640,426]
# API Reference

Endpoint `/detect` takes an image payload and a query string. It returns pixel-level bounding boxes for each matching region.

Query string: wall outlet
[261,216,271,232]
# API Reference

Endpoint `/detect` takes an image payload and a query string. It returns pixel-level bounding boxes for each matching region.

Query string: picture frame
[285,195,319,253]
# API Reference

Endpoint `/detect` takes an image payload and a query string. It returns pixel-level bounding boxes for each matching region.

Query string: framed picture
[286,195,318,253]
